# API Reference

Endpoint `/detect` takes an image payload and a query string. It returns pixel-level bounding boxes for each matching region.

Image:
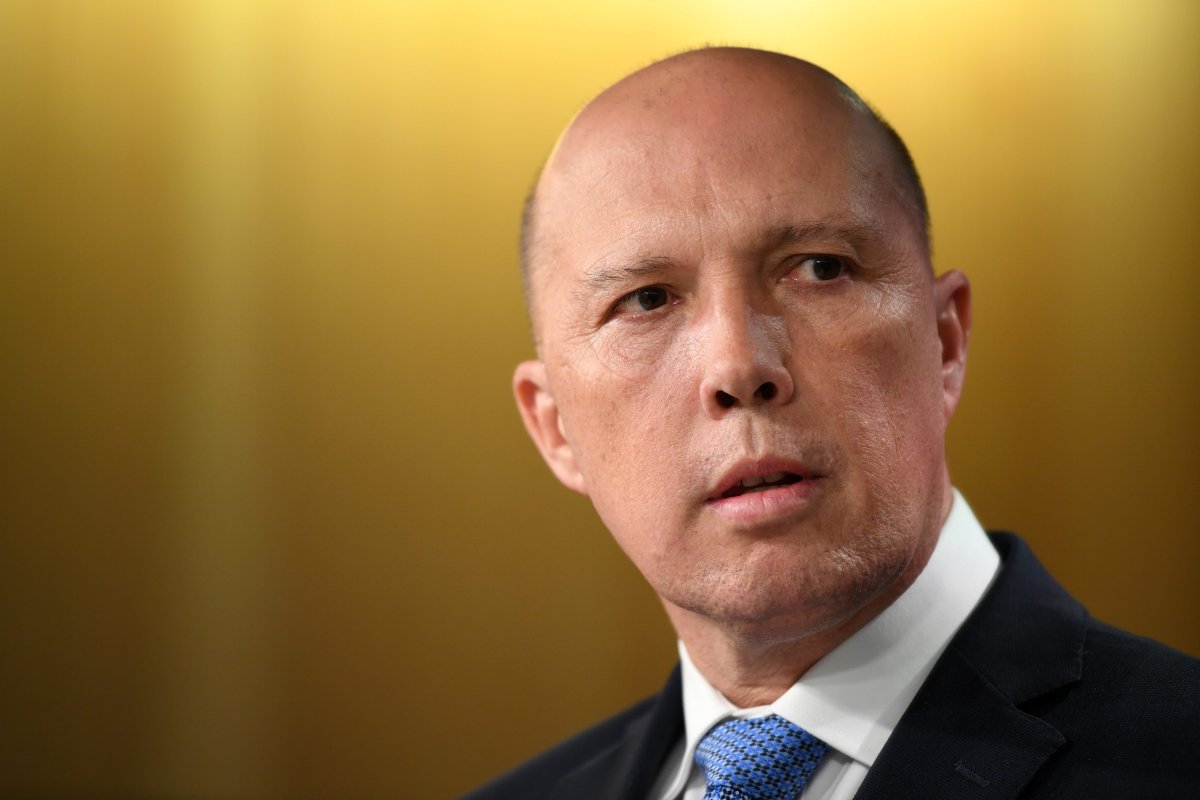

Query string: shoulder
[979,532,1200,710]
[1033,622,1200,794]
[462,666,683,799]
[973,533,1200,793]
[462,696,655,800]
[985,532,1200,694]
[1059,619,1200,728]
[1085,618,1200,687]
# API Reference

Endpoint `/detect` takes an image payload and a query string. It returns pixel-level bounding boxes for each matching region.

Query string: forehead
[527,57,912,325]
[547,61,865,206]
[543,122,868,245]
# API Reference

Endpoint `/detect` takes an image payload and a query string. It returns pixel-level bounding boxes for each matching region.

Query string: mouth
[707,459,823,503]
[705,459,825,525]
[718,471,806,499]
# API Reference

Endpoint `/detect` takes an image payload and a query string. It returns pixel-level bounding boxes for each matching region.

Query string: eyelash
[789,254,850,282]
[611,285,673,318]
[605,254,852,320]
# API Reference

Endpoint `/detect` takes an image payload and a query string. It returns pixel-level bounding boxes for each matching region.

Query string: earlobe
[512,360,588,494]
[934,270,972,421]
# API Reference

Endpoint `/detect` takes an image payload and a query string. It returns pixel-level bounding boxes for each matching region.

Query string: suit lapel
[545,535,1088,800]
[852,646,1065,799]
[855,533,1087,800]
[551,666,684,800]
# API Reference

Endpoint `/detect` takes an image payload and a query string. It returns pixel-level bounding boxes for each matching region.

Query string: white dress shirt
[649,489,1000,800]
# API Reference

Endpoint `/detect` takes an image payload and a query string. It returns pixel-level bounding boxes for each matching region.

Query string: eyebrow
[574,218,879,301]
[580,255,678,293]
[760,219,878,252]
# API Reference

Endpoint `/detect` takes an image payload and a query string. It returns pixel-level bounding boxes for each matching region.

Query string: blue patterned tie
[694,714,828,800]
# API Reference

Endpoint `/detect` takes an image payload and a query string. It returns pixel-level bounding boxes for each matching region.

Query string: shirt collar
[662,489,1000,797]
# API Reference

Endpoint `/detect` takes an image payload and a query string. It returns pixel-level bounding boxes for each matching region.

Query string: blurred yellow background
[1,0,1197,797]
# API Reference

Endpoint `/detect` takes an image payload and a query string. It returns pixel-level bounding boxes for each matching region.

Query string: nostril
[715,390,737,409]
[758,382,777,401]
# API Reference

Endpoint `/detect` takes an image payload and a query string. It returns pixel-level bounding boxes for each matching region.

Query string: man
[466,47,1199,799]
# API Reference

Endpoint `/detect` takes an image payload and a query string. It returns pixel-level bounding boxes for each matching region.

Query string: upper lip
[707,456,823,501]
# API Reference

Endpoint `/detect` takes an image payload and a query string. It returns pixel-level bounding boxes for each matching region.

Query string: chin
[658,534,915,640]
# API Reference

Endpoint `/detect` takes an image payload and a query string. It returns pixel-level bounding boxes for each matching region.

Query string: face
[515,56,970,641]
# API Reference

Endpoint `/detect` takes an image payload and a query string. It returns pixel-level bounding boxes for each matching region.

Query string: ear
[933,270,972,421]
[512,360,588,494]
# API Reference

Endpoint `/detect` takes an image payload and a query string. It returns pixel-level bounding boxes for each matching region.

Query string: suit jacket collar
[551,665,683,800]
[853,532,1086,800]
[549,533,1088,800]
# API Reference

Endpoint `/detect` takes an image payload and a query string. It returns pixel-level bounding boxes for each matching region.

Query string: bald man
[465,48,1200,800]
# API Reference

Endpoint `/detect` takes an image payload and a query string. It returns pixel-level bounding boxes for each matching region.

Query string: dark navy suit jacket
[464,533,1200,799]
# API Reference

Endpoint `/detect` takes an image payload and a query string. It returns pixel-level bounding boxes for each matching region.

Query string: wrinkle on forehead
[526,48,923,342]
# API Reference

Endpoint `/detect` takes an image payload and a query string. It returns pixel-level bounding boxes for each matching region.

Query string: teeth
[739,472,787,489]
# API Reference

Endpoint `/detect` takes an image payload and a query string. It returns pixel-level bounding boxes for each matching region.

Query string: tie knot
[694,714,828,800]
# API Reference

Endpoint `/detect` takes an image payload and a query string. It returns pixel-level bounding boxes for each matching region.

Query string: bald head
[510,45,972,665]
[519,48,928,333]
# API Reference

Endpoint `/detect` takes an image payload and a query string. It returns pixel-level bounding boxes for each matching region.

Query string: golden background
[1,1,1197,797]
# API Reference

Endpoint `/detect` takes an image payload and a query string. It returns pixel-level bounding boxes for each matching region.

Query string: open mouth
[719,471,805,499]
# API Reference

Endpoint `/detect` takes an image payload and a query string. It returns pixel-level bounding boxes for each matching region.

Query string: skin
[513,48,971,707]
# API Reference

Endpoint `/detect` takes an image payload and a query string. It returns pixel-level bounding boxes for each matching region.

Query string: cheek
[554,332,696,497]
[816,291,946,473]
[555,356,692,574]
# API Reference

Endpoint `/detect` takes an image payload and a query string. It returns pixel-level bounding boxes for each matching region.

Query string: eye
[614,285,671,315]
[795,255,847,281]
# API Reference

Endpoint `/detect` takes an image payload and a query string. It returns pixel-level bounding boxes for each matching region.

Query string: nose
[698,300,794,418]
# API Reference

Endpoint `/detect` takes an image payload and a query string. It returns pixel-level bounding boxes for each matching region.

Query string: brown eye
[634,286,668,310]
[807,256,845,281]
[616,285,671,314]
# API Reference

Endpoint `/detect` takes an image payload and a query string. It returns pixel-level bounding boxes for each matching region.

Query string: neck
[666,494,950,707]
[666,581,914,708]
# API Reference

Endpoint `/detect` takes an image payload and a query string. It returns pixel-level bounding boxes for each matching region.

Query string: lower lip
[706,478,824,526]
